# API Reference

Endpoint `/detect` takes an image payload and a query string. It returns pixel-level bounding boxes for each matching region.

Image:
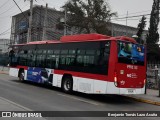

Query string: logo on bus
[127,73,137,78]
[120,80,125,85]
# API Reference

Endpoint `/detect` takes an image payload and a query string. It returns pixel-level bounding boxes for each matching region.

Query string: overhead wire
[0,0,21,16]
[0,3,29,18]
[0,0,29,36]
[0,16,27,36]
[0,32,10,36]
[12,0,28,20]
[0,9,41,37]
[117,10,151,17]
[112,17,150,22]
[0,0,10,9]
[0,1,156,39]
[111,13,151,20]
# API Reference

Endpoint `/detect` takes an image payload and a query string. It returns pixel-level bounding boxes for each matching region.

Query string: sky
[0,0,154,39]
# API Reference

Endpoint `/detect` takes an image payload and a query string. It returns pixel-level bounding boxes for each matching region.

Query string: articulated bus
[9,34,146,94]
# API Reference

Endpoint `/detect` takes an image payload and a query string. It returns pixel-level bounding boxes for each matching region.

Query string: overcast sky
[0,0,154,39]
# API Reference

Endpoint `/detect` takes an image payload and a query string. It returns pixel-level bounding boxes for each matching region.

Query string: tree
[62,0,117,35]
[136,16,146,44]
[146,0,160,62]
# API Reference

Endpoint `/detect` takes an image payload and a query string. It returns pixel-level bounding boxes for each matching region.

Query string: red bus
[9,33,146,94]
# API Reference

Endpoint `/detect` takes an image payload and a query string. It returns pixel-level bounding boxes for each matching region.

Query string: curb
[126,96,160,106]
[0,71,9,75]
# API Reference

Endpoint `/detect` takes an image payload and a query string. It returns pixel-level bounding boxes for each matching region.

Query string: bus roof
[60,33,111,42]
[12,33,137,46]
[111,36,137,43]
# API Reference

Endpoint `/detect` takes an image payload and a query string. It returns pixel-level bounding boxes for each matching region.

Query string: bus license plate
[128,89,134,93]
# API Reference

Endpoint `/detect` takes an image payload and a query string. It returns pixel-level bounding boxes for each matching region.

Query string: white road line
[57,93,100,106]
[0,79,20,85]
[0,97,48,120]
[0,97,32,111]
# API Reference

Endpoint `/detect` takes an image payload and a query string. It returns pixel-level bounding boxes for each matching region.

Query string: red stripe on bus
[16,65,28,70]
[54,70,109,81]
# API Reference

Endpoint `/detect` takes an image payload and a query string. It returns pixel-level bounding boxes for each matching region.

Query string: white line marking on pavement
[0,97,47,120]
[0,97,32,111]
[57,93,100,106]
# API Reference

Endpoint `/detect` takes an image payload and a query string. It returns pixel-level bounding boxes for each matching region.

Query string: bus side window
[99,43,110,65]
[36,50,47,68]
[9,49,15,66]
[95,42,110,75]
[46,55,57,69]
[18,50,28,66]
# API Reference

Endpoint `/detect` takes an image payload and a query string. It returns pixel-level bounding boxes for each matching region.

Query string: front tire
[62,76,73,93]
[19,70,24,82]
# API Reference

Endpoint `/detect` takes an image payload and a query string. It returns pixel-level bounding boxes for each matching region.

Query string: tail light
[114,72,118,87]
[143,79,146,87]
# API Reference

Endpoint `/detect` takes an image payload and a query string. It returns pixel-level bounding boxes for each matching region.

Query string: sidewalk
[0,66,9,74]
[0,66,160,106]
[125,89,160,106]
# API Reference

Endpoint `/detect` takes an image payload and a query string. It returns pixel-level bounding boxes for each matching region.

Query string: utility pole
[126,11,128,36]
[64,6,67,36]
[42,3,48,40]
[27,0,33,43]
[111,23,114,36]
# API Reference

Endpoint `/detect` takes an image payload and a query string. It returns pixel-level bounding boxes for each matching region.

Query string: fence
[0,66,9,71]
[147,64,160,89]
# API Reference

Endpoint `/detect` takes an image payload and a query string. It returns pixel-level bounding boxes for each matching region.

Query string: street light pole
[42,3,48,40]
[126,11,128,36]
[27,0,33,43]
[64,6,67,36]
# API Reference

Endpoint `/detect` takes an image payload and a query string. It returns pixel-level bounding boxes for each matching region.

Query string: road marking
[57,93,100,106]
[0,97,48,120]
[0,97,32,111]
[0,79,21,85]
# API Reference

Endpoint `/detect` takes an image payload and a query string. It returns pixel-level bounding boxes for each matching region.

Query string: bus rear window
[118,41,145,66]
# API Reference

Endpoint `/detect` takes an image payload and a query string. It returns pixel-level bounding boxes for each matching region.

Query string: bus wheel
[19,70,24,81]
[62,76,73,93]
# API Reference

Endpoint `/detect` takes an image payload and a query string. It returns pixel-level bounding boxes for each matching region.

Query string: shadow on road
[11,79,136,105]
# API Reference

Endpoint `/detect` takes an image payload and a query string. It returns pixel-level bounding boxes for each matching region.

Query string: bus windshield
[118,41,145,66]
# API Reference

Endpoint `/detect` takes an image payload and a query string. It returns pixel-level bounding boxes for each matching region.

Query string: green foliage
[62,0,117,35]
[147,44,160,61]
[136,16,146,44]
[146,0,160,62]
[147,0,159,44]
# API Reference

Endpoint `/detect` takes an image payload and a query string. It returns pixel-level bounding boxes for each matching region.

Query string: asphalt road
[0,74,160,120]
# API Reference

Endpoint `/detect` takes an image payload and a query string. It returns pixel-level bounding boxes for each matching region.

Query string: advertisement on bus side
[27,67,52,85]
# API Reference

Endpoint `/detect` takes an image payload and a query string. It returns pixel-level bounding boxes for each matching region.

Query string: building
[0,39,9,54]
[10,5,147,44]
[10,5,65,44]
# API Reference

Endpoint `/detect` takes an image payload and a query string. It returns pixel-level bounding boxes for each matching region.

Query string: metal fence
[147,64,160,89]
